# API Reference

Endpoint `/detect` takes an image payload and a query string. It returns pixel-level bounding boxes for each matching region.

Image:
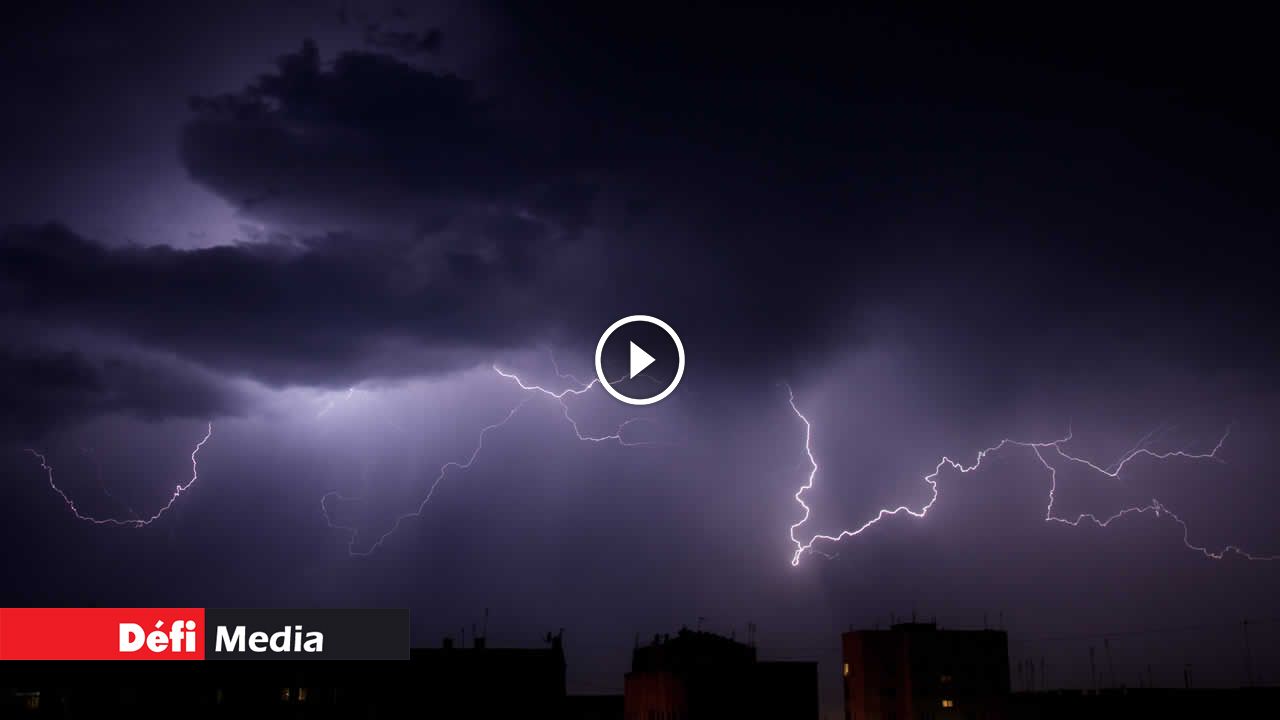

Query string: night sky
[3,1,1279,710]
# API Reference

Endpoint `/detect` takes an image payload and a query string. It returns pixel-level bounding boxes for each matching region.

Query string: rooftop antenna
[747,622,757,647]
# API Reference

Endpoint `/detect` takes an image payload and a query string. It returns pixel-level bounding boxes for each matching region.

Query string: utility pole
[1243,619,1254,687]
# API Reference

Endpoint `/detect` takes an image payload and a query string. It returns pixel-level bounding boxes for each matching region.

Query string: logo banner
[0,608,408,660]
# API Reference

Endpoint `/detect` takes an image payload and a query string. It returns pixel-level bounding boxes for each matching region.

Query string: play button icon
[629,342,655,379]
[595,315,685,405]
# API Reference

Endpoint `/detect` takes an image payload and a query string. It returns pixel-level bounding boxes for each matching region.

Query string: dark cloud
[180,39,584,232]
[7,8,1278,429]
[0,212,849,406]
[2,7,1276,435]
[0,343,242,437]
[363,25,442,56]
[0,223,569,388]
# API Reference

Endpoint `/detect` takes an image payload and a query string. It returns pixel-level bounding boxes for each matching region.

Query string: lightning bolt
[492,364,657,446]
[24,423,213,528]
[323,353,653,555]
[785,385,1279,566]
[321,397,532,556]
[317,387,356,418]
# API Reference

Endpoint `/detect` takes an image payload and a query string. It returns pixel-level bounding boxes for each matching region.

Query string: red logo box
[0,608,206,660]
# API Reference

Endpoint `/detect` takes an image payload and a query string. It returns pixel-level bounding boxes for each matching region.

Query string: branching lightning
[322,353,652,555]
[492,364,657,446]
[24,423,213,528]
[321,398,532,556]
[785,385,1279,566]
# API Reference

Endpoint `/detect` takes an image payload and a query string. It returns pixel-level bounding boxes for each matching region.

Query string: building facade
[623,628,817,720]
[843,622,1009,720]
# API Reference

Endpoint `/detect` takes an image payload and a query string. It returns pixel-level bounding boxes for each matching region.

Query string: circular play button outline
[594,314,685,406]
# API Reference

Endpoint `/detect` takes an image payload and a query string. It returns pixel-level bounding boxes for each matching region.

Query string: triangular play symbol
[629,341,656,379]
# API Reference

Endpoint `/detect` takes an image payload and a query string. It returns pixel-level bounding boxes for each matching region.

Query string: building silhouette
[1009,687,1280,719]
[623,628,818,720]
[843,622,1010,720]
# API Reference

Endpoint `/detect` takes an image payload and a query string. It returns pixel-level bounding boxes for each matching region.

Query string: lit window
[843,662,850,677]
[280,687,291,702]
[298,688,308,702]
[941,699,954,708]
[21,692,40,711]
[940,674,952,683]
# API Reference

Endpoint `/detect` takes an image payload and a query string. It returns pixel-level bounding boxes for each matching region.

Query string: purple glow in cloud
[321,355,654,556]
